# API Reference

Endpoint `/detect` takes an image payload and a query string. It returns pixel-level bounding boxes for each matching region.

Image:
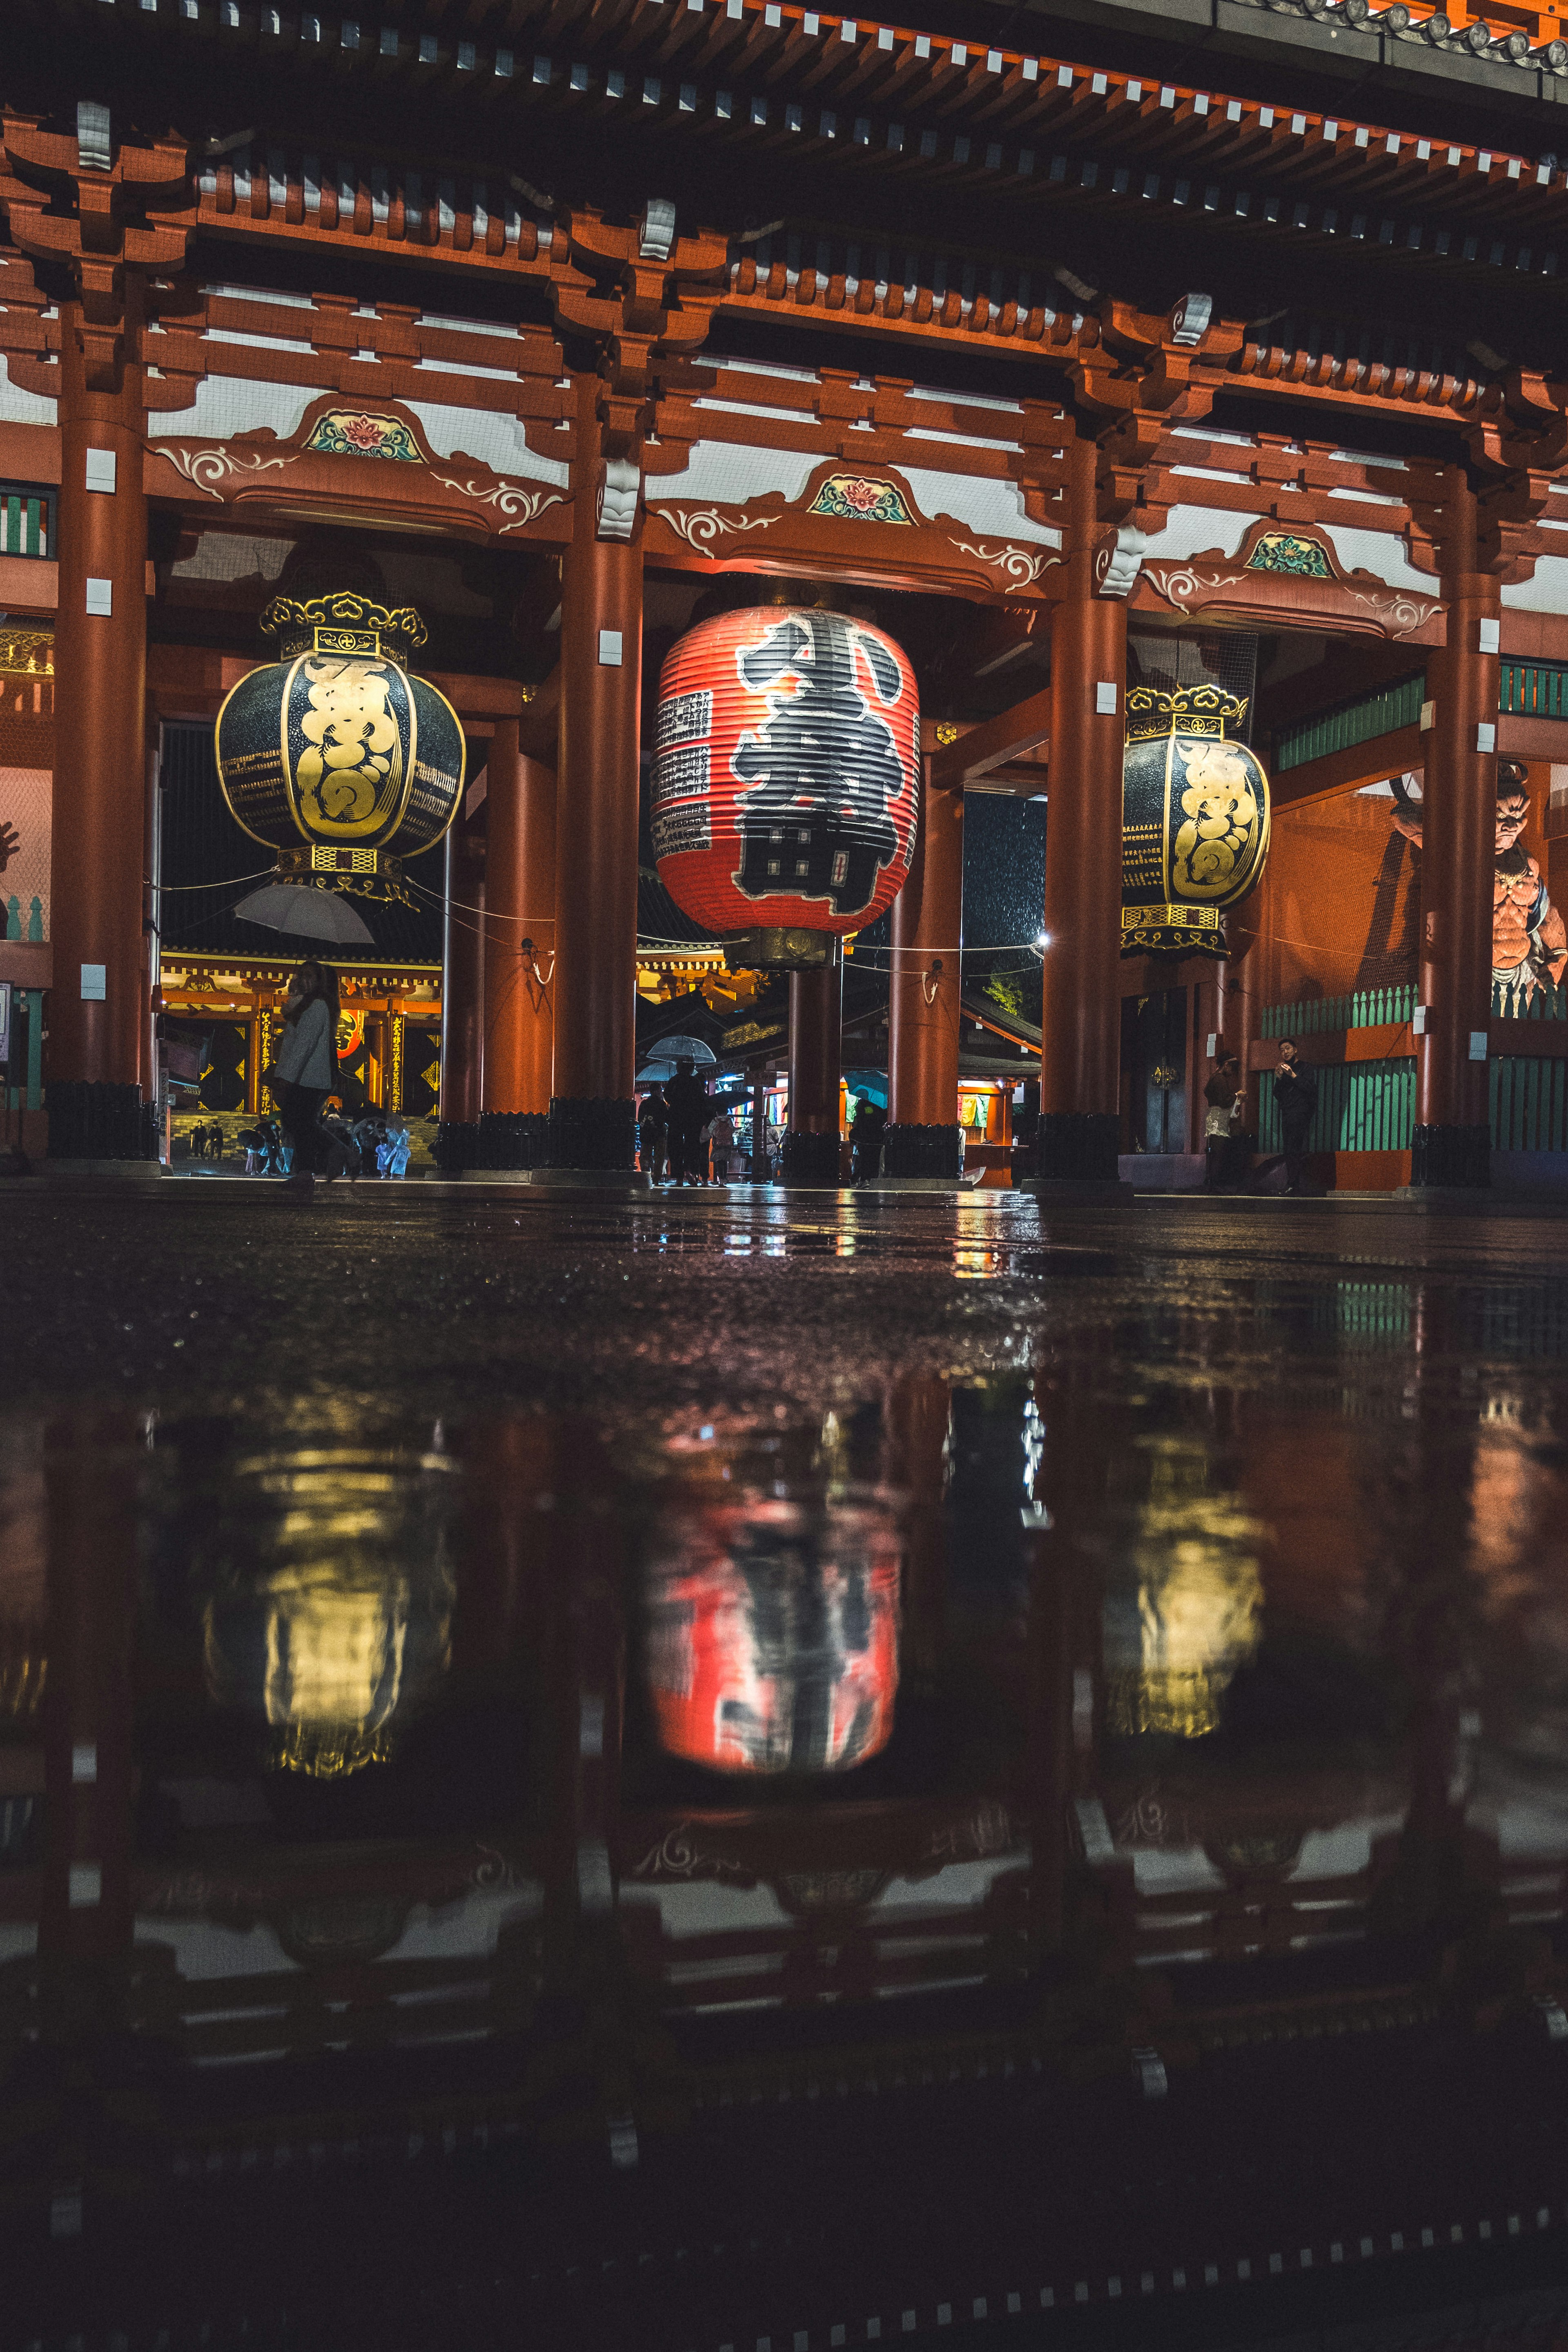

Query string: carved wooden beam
[929,686,1053,793]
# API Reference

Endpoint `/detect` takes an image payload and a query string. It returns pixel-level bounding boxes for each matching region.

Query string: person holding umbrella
[271,959,340,1198]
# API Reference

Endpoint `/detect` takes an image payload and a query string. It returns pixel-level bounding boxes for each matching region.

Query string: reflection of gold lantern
[200,1449,457,1777]
[1105,1445,1262,1737]
[644,1496,902,1775]
[214,594,465,910]
[1121,685,1271,959]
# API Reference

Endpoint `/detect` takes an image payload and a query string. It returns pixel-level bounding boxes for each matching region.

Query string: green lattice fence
[1261,988,1417,1038]
[1491,1057,1568,1151]
[1258,1058,1416,1153]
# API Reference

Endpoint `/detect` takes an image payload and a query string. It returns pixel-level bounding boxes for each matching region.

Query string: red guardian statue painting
[1390,763,1567,1003]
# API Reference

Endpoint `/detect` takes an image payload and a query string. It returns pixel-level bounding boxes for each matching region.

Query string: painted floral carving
[807,474,913,525]
[1245,531,1332,578]
[303,410,423,462]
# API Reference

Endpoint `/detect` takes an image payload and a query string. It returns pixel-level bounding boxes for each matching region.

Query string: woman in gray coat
[272,959,340,1196]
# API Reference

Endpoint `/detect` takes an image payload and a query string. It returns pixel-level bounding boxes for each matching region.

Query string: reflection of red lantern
[653,609,919,938]
[644,1499,901,1775]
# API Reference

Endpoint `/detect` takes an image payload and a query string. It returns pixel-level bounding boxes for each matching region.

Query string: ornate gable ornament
[302,410,424,463]
[149,391,568,544]
[1245,531,1333,579]
[806,474,915,526]
[1140,516,1443,642]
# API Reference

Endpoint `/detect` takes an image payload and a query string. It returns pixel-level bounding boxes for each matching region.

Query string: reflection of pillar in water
[885,1375,950,1688]
[1024,1373,1105,1955]
[42,1416,138,1982]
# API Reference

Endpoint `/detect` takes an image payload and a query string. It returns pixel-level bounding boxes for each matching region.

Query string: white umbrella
[234,883,374,945]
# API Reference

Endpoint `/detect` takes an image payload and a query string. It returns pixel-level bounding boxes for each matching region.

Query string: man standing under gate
[665,1055,710,1187]
[1274,1039,1319,1197]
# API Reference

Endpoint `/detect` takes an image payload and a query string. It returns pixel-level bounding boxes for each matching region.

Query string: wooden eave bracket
[929,685,1052,793]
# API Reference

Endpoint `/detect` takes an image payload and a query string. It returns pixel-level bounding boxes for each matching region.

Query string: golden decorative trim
[1124,684,1250,743]
[258,592,427,667]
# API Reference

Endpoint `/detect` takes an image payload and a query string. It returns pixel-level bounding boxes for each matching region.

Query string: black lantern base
[1410,1123,1491,1190]
[1033,1112,1121,1184]
[478,1111,548,1170]
[780,1128,844,1185]
[882,1122,962,1180]
[546,1096,638,1172]
[434,1119,480,1174]
[46,1081,158,1162]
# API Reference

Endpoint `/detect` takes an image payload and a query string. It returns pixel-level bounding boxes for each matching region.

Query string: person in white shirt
[270,959,340,1197]
[705,1102,737,1183]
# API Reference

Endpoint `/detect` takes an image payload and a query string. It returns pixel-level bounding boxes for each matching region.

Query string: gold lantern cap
[259,591,428,670]
[1125,683,1249,744]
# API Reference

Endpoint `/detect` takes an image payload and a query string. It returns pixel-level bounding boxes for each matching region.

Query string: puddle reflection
[8,1259,1568,2335]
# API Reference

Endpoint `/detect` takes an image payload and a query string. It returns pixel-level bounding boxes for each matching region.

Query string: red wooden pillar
[439,821,485,1159]
[1415,473,1497,1188]
[48,299,151,1159]
[886,765,964,1181]
[481,714,556,1165]
[1036,437,1127,1187]
[782,949,844,1184]
[546,385,643,1173]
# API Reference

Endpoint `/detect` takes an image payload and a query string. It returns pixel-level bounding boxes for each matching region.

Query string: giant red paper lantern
[653,608,920,936]
[644,1498,902,1777]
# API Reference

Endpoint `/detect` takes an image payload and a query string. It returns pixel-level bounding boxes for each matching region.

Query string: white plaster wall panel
[1503,555,1568,613]
[650,438,822,508]
[203,283,316,310]
[403,400,570,486]
[0,355,57,427]
[379,1884,544,1962]
[694,395,814,426]
[908,382,1023,415]
[1128,1844,1228,1895]
[1139,505,1265,564]
[136,1917,301,1979]
[640,1879,792,1933]
[904,426,1025,455]
[874,1857,1020,1911]
[149,377,334,443]
[707,354,820,386]
[896,466,1060,544]
[1318,523,1434,592]
[1287,1815,1407,1881]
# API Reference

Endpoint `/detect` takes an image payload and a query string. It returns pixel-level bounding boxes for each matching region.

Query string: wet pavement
[5,1183,1568,2351]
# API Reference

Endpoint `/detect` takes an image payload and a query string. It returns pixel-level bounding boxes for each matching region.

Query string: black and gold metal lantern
[215,593,465,915]
[1120,684,1271,958]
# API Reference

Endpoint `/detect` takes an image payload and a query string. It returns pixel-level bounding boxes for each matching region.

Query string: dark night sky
[962,794,1046,958]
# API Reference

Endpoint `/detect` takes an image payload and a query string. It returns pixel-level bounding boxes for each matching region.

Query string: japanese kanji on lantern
[653,608,920,967]
[214,592,466,919]
[1120,684,1272,958]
